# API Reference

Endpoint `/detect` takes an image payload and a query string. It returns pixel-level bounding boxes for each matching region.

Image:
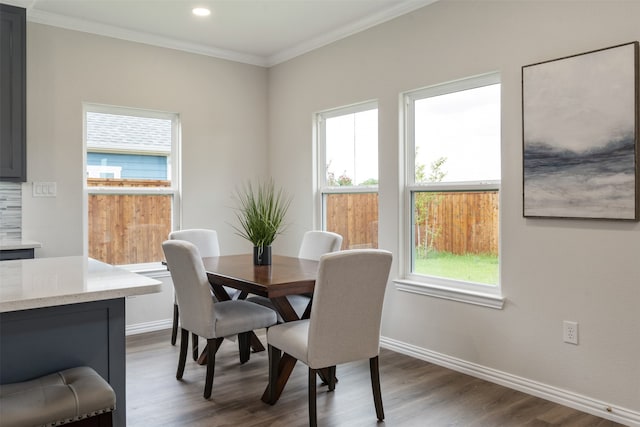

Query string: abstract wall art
[522,42,639,220]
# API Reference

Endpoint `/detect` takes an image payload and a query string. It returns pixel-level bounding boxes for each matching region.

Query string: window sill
[393,278,505,309]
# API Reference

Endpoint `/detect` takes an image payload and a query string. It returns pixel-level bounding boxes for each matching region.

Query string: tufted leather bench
[0,366,115,427]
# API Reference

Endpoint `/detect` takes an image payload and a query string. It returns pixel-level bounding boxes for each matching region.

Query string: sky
[414,84,501,182]
[325,108,378,185]
[324,83,501,185]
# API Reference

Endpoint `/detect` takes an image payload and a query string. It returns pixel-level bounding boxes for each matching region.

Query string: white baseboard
[126,318,172,336]
[380,336,640,427]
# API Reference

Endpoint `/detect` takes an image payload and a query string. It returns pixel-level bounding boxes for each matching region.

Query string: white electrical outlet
[563,321,578,345]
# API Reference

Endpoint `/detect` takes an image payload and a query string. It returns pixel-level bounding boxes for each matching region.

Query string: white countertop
[0,256,162,312]
[0,239,42,251]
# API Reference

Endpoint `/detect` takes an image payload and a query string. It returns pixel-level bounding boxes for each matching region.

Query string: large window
[317,102,378,249]
[84,104,180,267]
[400,73,502,307]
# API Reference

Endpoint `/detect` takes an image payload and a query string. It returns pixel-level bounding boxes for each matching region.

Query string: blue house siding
[87,153,168,180]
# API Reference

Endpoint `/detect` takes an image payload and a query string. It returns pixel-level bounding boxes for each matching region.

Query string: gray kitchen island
[0,256,161,426]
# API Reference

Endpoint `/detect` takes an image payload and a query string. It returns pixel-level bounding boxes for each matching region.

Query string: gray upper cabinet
[0,4,26,182]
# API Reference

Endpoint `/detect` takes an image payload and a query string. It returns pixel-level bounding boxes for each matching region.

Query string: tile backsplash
[0,182,22,239]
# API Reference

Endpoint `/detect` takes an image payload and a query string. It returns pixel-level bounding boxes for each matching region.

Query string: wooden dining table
[202,253,319,404]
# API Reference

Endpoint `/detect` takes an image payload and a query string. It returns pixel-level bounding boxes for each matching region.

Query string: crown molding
[26,9,269,67]
[266,0,438,66]
[25,0,438,68]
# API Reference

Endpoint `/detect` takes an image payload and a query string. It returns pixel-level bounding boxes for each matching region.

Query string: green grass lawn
[414,251,499,285]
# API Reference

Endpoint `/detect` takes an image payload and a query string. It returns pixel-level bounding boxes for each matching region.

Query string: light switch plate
[33,182,57,197]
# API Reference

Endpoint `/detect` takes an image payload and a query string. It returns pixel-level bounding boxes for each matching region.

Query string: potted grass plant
[232,179,292,265]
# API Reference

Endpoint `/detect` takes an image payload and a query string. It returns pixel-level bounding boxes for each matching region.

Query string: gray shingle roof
[86,112,171,153]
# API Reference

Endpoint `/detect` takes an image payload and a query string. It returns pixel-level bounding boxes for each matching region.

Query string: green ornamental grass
[233,179,292,248]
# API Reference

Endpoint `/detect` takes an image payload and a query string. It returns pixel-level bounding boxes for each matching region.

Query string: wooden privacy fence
[325,191,498,256]
[325,193,378,250]
[88,178,171,265]
[88,181,497,265]
[416,191,499,256]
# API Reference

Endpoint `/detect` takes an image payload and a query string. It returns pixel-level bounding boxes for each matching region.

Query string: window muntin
[317,102,378,249]
[405,74,501,294]
[84,105,179,266]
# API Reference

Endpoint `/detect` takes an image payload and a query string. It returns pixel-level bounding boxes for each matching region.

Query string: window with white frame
[84,104,180,267]
[316,101,378,249]
[399,73,503,307]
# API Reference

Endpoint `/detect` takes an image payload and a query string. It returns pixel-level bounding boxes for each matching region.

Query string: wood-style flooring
[126,330,623,427]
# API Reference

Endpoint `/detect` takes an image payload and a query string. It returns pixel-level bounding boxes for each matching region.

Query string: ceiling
[7,0,437,67]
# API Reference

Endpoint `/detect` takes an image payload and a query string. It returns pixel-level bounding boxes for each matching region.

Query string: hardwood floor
[126,330,622,427]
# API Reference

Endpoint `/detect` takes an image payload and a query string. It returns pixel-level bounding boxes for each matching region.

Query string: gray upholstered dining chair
[297,230,343,261]
[168,229,221,356]
[162,240,277,398]
[248,230,343,321]
[266,249,392,426]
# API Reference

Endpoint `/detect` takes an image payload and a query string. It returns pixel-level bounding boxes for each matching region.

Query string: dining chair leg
[369,356,385,421]
[318,367,338,388]
[267,345,281,405]
[204,337,223,399]
[327,366,336,392]
[192,333,199,361]
[176,328,189,380]
[238,332,251,364]
[308,368,318,427]
[171,303,179,345]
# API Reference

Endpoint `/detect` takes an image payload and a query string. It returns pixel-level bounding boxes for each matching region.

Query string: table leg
[211,283,232,302]
[270,296,300,322]
[261,352,297,404]
[250,333,265,352]
[197,333,264,365]
[260,297,304,404]
[197,337,223,365]
[268,297,337,389]
[301,296,313,320]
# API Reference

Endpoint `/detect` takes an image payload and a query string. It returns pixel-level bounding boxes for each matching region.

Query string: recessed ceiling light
[192,7,211,17]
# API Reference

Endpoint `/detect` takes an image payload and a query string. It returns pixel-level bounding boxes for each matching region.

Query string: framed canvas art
[522,42,639,220]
